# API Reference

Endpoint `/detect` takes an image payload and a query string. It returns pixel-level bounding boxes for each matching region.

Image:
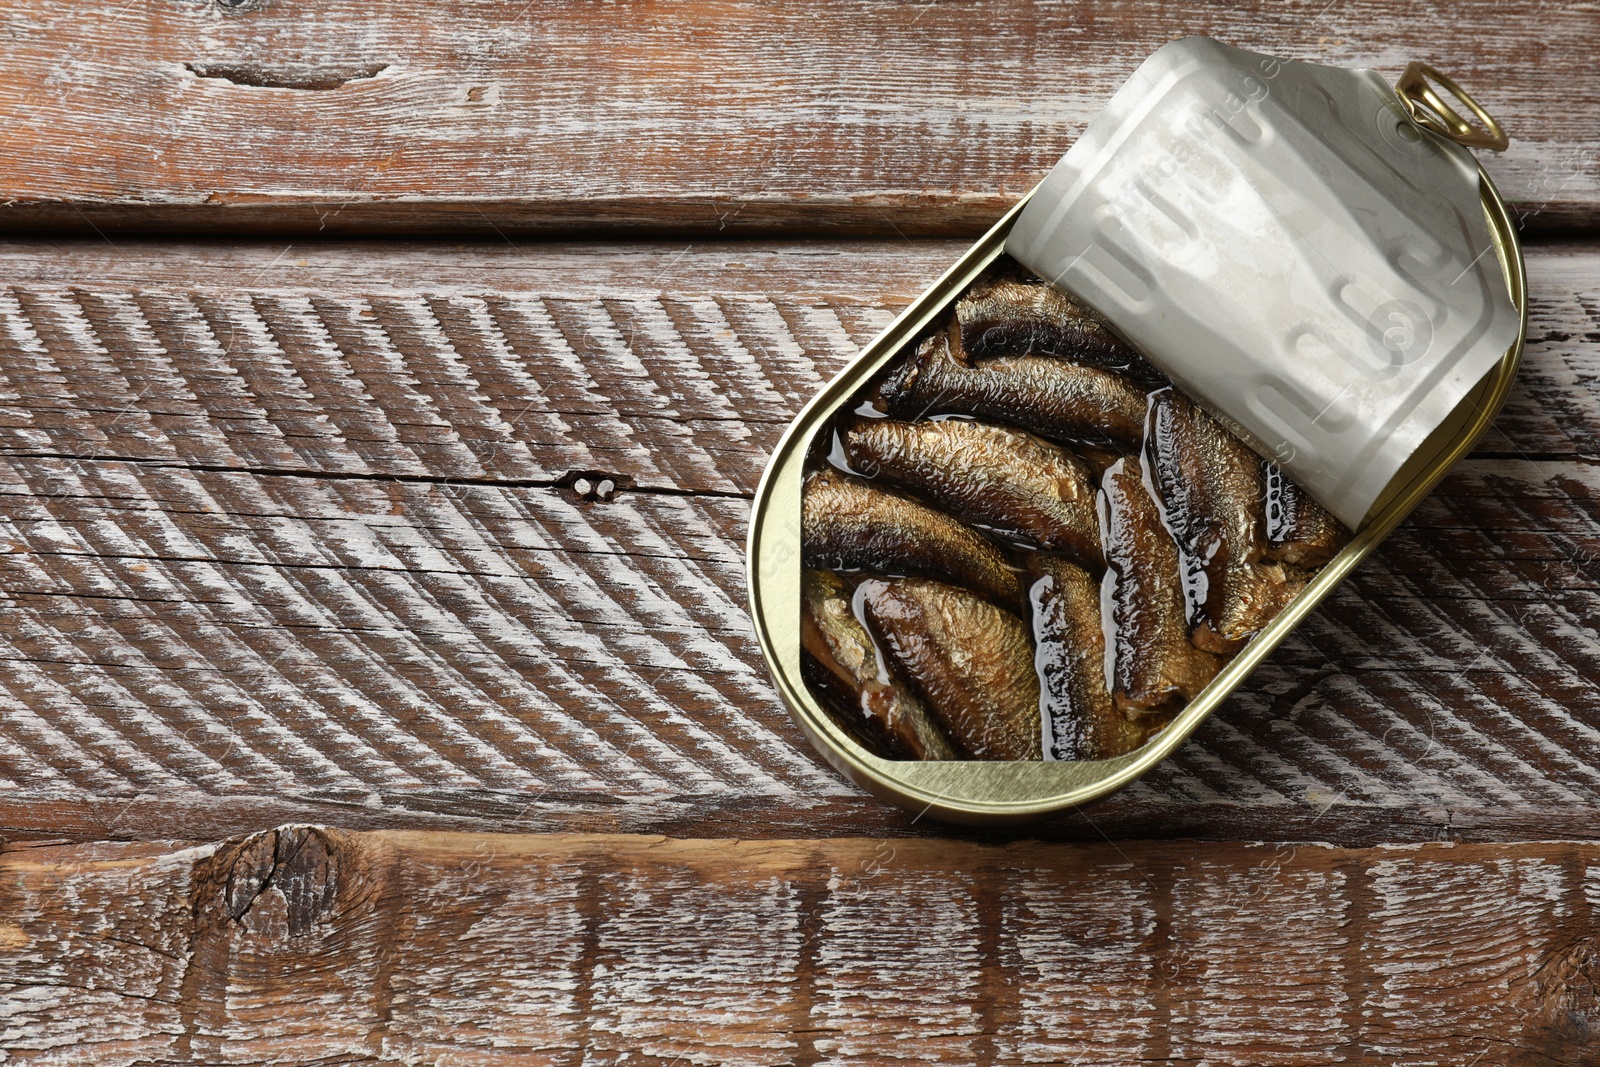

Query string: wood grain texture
[1,0,1596,236]
[0,238,1597,846]
[2,827,1598,1065]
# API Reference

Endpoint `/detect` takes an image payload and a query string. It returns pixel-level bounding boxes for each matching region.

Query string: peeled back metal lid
[1005,37,1521,530]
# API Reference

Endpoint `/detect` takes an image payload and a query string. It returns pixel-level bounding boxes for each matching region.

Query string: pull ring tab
[1395,62,1510,151]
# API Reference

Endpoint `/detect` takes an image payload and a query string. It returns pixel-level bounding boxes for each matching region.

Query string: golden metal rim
[745,172,1527,826]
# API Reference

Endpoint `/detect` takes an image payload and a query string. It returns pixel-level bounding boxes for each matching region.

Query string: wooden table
[3,3,1599,1063]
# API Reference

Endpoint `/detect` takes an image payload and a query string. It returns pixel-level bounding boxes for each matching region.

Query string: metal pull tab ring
[1395,62,1510,151]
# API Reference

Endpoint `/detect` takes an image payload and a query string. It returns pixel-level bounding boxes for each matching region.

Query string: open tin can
[747,39,1528,825]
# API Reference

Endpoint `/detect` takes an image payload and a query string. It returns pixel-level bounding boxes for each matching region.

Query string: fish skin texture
[1029,555,1170,760]
[859,576,1043,761]
[1102,454,1223,713]
[879,329,1149,450]
[1264,460,1352,567]
[842,416,1103,567]
[800,569,956,760]
[802,465,1023,609]
[1145,389,1307,653]
[956,271,1165,385]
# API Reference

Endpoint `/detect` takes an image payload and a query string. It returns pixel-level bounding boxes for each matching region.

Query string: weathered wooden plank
[0,454,1595,803]
[0,238,1596,845]
[1,828,1596,1064]
[0,240,916,496]
[1,1,1596,235]
[0,238,1596,497]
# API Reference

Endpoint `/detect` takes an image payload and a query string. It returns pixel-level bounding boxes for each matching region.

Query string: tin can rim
[744,171,1527,826]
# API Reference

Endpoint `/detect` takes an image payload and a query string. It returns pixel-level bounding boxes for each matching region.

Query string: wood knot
[192,825,346,939]
[1531,933,1600,1049]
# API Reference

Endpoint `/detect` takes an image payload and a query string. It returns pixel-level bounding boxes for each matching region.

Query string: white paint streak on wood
[218,514,553,790]
[4,833,1598,1060]
[381,485,714,795]
[549,298,744,494]
[596,495,844,790]
[486,295,676,484]
[317,506,656,793]
[0,466,250,791]
[259,293,430,471]
[695,296,820,416]
[0,454,839,801]
[812,863,984,1063]
[1362,853,1571,1060]
[1001,865,1158,1062]
[10,465,481,792]
[369,295,561,476]
[19,466,340,791]
[131,291,305,471]
[0,735,70,790]
[198,291,373,474]
[611,297,751,425]
[4,2,1595,232]
[0,675,134,793]
[1172,854,1351,1062]
[304,295,485,477]
[783,303,872,382]
[588,868,802,1066]
[381,855,590,1063]
[466,484,835,795]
